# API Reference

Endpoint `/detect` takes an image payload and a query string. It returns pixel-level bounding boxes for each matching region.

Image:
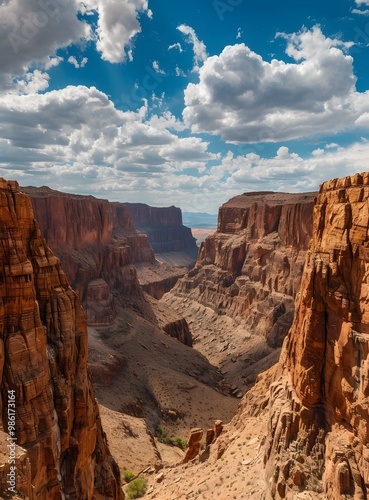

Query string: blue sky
[1,0,369,212]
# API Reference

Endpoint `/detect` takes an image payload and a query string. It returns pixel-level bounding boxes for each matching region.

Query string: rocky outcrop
[135,262,188,300]
[125,203,198,260]
[183,428,203,463]
[163,318,193,347]
[0,179,122,499]
[140,275,183,300]
[166,191,315,348]
[23,186,155,326]
[265,173,369,499]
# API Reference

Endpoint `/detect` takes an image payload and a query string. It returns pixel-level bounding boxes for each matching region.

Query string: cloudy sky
[1,0,369,212]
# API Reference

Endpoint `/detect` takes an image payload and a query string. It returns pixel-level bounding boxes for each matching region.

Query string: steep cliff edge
[265,173,369,499]
[163,191,315,388]
[125,203,198,262]
[24,186,185,325]
[0,179,122,499]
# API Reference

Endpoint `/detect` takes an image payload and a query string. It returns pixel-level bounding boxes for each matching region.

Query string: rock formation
[167,191,314,344]
[23,187,196,324]
[125,203,198,260]
[183,428,203,463]
[162,191,315,388]
[0,179,123,499]
[23,186,153,327]
[265,173,369,499]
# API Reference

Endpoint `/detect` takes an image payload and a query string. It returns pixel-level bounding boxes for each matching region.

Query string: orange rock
[265,173,369,498]
[170,191,315,348]
[0,179,123,499]
[183,428,203,463]
[22,186,154,326]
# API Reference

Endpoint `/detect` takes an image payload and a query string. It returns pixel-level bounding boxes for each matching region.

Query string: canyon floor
[87,289,285,499]
[87,291,241,472]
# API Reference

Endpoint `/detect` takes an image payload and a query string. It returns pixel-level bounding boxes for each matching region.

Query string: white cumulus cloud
[83,0,151,63]
[168,42,183,53]
[68,55,88,68]
[0,0,90,89]
[152,61,165,75]
[182,26,368,143]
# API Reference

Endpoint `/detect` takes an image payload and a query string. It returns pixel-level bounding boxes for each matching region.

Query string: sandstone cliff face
[0,179,122,499]
[23,186,155,327]
[167,192,315,348]
[125,203,198,259]
[265,173,369,499]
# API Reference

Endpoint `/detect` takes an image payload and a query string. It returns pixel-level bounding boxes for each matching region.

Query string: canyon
[3,173,369,499]
[22,186,197,317]
[163,191,315,389]
[145,173,369,499]
[17,184,240,494]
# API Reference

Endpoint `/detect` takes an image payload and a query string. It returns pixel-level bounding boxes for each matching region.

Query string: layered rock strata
[0,179,122,499]
[167,192,315,347]
[125,203,198,260]
[24,187,198,325]
[265,173,369,498]
[23,186,154,326]
[162,192,315,390]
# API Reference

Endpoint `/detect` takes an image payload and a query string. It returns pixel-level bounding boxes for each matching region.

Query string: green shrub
[123,470,135,483]
[156,426,164,437]
[173,436,187,450]
[155,426,187,450]
[126,478,147,499]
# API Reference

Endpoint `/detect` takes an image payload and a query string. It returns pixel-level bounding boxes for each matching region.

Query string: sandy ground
[86,270,284,499]
[142,413,268,499]
[88,292,240,482]
[161,295,281,393]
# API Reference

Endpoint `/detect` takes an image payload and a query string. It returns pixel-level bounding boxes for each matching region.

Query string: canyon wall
[265,173,369,499]
[23,186,155,326]
[166,191,315,347]
[24,188,198,324]
[0,179,122,499]
[125,203,198,259]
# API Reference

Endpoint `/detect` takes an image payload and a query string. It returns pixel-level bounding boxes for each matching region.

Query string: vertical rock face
[0,179,123,499]
[22,186,155,326]
[167,192,315,346]
[125,203,198,259]
[265,173,369,499]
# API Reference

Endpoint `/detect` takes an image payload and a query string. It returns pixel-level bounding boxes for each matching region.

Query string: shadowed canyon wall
[265,173,369,499]
[0,179,123,499]
[125,203,198,260]
[24,188,198,325]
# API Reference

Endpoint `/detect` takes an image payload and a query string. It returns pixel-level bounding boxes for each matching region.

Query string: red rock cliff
[265,173,369,499]
[125,203,198,259]
[22,186,155,326]
[168,191,315,347]
[0,179,123,499]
